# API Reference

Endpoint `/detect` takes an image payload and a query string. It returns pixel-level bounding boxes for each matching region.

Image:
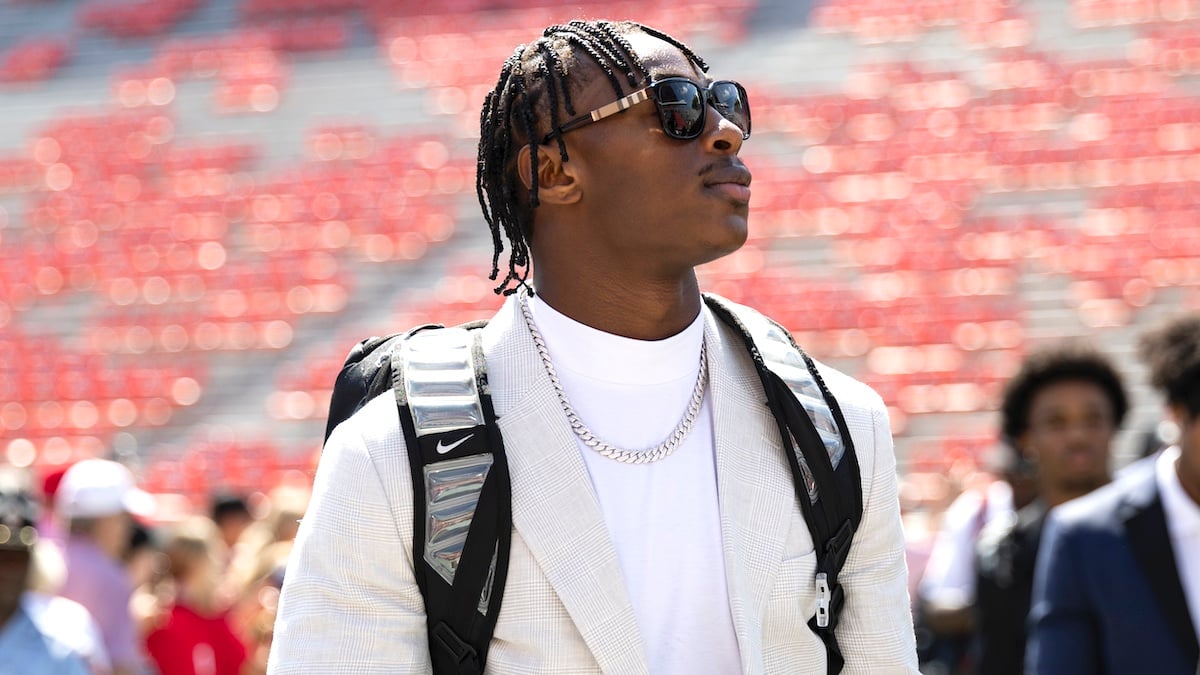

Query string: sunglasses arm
[586,87,651,123]
[543,87,652,143]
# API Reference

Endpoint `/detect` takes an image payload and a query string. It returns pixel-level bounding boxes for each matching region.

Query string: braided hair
[476,20,707,295]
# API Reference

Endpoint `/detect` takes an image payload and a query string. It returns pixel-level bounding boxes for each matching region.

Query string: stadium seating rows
[3,0,1200,489]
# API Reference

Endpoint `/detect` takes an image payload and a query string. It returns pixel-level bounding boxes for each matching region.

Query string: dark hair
[211,494,251,524]
[1138,313,1200,417]
[476,19,707,295]
[123,521,157,563]
[1000,340,1129,442]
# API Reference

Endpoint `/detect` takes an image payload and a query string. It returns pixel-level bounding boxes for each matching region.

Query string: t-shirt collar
[525,295,705,385]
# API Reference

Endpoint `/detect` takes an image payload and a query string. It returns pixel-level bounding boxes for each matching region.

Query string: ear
[516,143,581,205]
[1015,431,1037,464]
[1168,402,1188,424]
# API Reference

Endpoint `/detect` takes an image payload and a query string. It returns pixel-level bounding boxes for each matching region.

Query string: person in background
[125,524,159,589]
[972,341,1128,674]
[232,544,288,675]
[35,467,69,550]
[0,477,108,675]
[915,446,1035,674]
[224,485,305,675]
[57,458,156,675]
[225,484,306,604]
[125,523,166,643]
[210,495,253,555]
[145,516,248,675]
[1027,313,1200,673]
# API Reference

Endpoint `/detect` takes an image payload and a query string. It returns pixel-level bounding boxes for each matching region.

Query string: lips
[703,164,752,204]
[702,164,753,188]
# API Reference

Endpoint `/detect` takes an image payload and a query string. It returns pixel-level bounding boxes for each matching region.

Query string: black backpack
[323,294,863,675]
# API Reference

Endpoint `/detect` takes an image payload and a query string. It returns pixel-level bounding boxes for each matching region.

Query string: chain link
[518,293,708,464]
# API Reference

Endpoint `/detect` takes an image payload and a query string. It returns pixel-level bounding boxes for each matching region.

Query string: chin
[673,212,750,267]
[696,233,748,268]
[1062,472,1110,494]
[715,214,750,253]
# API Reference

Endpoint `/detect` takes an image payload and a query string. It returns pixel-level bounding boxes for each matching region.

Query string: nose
[704,105,744,154]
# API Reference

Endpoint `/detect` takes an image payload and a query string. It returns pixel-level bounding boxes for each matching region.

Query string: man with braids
[270,19,918,673]
[1027,313,1200,674]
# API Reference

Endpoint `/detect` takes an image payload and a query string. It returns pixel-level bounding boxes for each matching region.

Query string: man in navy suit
[973,341,1128,675]
[1027,312,1200,675]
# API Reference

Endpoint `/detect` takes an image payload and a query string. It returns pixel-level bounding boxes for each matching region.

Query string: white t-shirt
[1155,445,1200,647]
[918,479,1014,609]
[527,297,741,674]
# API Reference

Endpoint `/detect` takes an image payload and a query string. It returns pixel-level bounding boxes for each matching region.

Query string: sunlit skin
[93,512,134,560]
[522,31,751,341]
[216,512,252,551]
[1171,404,1200,507]
[1017,380,1116,508]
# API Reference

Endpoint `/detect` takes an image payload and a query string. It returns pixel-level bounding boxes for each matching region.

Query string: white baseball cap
[57,459,155,520]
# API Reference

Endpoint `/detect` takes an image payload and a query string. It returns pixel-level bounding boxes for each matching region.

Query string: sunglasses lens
[712,81,751,138]
[653,80,751,140]
[655,80,707,139]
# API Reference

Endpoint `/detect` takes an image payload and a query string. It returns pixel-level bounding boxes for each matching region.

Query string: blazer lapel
[1120,472,1200,665]
[706,310,794,675]
[483,297,650,674]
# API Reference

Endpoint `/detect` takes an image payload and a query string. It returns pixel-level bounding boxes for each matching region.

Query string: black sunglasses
[541,77,752,144]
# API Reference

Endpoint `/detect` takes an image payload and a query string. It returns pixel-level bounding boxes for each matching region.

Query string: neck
[530,268,703,340]
[1042,477,1109,509]
[94,534,124,561]
[1176,445,1200,508]
[177,579,218,615]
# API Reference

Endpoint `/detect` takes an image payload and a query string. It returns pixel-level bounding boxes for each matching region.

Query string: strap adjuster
[432,621,479,666]
[825,520,855,568]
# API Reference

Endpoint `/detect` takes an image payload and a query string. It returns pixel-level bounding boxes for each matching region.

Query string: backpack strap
[392,324,511,675]
[323,322,448,443]
[328,299,861,674]
[704,294,864,675]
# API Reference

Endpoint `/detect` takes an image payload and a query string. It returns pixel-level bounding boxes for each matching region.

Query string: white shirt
[918,479,1014,609]
[1155,445,1200,646]
[527,297,741,674]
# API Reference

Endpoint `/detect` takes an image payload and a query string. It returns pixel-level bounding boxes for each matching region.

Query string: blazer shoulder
[323,389,414,492]
[812,359,886,416]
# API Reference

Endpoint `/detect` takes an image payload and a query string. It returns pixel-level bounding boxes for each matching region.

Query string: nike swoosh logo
[436,433,474,454]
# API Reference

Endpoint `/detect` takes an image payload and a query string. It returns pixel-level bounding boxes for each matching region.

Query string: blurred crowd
[3,312,1197,675]
[0,458,309,675]
[901,312,1200,674]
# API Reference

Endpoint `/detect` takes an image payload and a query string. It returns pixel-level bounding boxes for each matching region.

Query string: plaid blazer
[269,295,919,674]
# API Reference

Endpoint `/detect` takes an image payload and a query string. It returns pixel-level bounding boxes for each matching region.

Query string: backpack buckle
[815,572,831,628]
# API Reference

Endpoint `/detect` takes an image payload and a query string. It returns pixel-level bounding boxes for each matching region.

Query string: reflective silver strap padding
[403,327,491,586]
[402,327,485,435]
[730,306,845,505]
[422,454,492,586]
